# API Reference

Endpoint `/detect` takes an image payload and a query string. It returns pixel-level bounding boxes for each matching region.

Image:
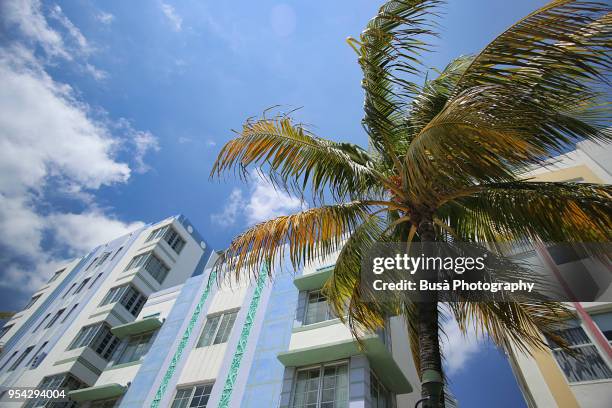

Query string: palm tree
[211,1,611,406]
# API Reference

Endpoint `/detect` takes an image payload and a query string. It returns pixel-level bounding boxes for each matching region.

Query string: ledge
[292,318,343,333]
[68,383,126,402]
[277,335,412,394]
[293,265,334,291]
[110,316,163,339]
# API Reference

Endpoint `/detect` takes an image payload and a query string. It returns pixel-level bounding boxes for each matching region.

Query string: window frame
[100,284,147,316]
[303,290,335,326]
[114,332,154,365]
[370,370,391,408]
[8,345,34,371]
[196,309,239,348]
[0,324,14,340]
[74,278,91,294]
[44,308,66,329]
[290,360,350,408]
[548,322,612,383]
[146,225,186,255]
[171,382,214,408]
[47,268,64,283]
[68,323,120,360]
[124,251,170,284]
[24,294,42,310]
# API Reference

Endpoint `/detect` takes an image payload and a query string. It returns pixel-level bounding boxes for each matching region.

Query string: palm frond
[448,301,571,354]
[358,0,443,164]
[216,201,377,281]
[324,215,395,335]
[403,1,611,202]
[439,181,612,243]
[453,0,611,97]
[211,116,384,201]
[408,55,473,135]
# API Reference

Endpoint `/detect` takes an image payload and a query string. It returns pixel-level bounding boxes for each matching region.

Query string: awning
[68,383,126,402]
[110,316,163,339]
[293,266,334,291]
[277,335,412,394]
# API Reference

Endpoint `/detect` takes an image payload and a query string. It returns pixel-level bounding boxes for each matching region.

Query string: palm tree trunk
[416,213,444,408]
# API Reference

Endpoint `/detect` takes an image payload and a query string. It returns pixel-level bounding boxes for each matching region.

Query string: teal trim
[111,317,163,339]
[69,383,126,402]
[217,268,267,408]
[293,266,334,291]
[150,270,217,408]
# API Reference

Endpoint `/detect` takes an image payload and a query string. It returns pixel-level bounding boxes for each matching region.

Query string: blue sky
[0,0,553,406]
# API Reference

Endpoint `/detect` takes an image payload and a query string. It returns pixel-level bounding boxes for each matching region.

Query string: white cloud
[441,316,484,376]
[211,174,304,227]
[246,175,303,224]
[95,11,115,25]
[48,4,91,55]
[83,63,108,81]
[160,2,183,31]
[47,211,144,255]
[0,5,157,293]
[211,189,244,227]
[1,0,68,58]
[132,130,160,173]
[1,0,106,80]
[0,47,131,194]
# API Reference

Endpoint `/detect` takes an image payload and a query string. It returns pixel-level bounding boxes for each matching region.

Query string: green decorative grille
[217,268,267,408]
[150,269,217,408]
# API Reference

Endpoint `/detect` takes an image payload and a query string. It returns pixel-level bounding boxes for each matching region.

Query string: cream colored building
[506,140,612,408]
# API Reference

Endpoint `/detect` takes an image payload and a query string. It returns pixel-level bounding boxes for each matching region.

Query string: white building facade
[0,214,420,407]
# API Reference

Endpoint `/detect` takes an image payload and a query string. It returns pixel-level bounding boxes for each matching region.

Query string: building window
[27,341,48,369]
[0,350,19,371]
[90,399,119,408]
[146,225,186,255]
[86,256,99,271]
[44,308,65,329]
[32,313,51,333]
[546,244,588,265]
[95,252,111,268]
[304,290,335,325]
[171,383,214,408]
[74,278,91,294]
[196,310,239,347]
[24,373,85,408]
[370,371,390,408]
[115,332,153,365]
[61,304,79,324]
[47,268,64,283]
[100,284,147,316]
[124,252,170,284]
[89,272,103,288]
[24,294,42,310]
[548,322,612,383]
[68,323,120,360]
[62,282,77,299]
[0,324,14,340]
[291,361,349,408]
[110,246,123,261]
[8,345,34,371]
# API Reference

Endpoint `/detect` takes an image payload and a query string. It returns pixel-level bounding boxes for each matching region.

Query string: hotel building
[0,215,420,407]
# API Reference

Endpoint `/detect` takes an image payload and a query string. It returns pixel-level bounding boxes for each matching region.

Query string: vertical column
[278,366,296,408]
[349,355,370,408]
